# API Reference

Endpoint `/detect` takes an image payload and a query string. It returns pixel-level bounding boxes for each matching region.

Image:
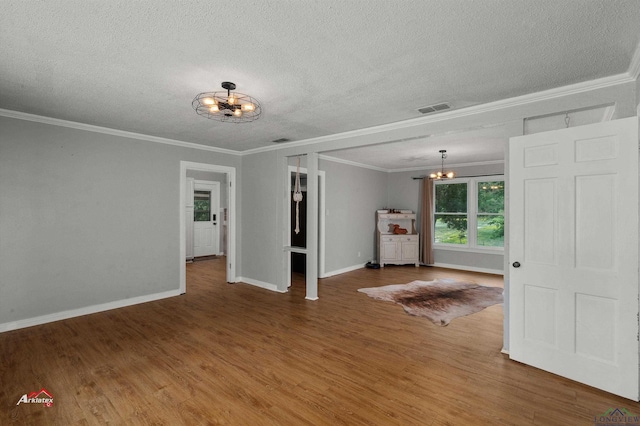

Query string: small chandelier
[192,81,262,123]
[430,149,455,179]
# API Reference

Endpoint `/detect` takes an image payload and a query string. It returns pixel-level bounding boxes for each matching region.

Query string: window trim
[433,175,504,252]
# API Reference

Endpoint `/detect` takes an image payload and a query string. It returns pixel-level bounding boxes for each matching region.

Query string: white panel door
[509,117,639,400]
[193,181,220,257]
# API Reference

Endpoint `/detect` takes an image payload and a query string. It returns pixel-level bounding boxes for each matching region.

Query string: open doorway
[180,161,236,294]
[290,170,307,274]
[286,162,326,289]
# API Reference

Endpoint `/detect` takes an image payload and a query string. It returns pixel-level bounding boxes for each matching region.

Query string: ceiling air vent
[418,102,451,115]
[272,138,291,143]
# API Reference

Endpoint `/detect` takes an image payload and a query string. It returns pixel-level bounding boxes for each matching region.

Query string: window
[434,183,468,244]
[476,181,504,247]
[194,190,211,221]
[434,176,504,249]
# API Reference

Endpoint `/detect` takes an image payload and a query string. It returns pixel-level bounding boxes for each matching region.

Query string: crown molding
[242,71,634,157]
[0,108,241,155]
[628,42,640,80]
[2,60,636,158]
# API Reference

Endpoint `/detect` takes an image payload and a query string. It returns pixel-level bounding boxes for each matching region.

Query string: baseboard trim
[321,263,365,278]
[431,262,504,276]
[237,277,284,293]
[0,289,182,333]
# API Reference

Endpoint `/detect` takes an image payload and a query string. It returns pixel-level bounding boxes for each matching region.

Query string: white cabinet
[377,212,419,267]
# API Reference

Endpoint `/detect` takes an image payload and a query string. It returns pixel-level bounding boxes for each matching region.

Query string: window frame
[433,175,504,252]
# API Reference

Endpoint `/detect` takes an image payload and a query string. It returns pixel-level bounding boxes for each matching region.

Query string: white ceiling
[1,1,640,168]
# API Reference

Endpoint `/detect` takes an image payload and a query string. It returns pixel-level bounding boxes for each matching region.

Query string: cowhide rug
[358,278,503,326]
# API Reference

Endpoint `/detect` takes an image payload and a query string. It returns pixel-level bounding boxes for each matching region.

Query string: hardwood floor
[1,259,639,425]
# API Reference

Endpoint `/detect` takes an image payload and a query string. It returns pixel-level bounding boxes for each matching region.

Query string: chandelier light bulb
[192,82,261,123]
[428,149,455,180]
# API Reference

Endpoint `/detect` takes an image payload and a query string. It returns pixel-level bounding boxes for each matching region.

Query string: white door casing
[509,117,639,400]
[185,177,195,260]
[180,161,236,290]
[193,180,220,257]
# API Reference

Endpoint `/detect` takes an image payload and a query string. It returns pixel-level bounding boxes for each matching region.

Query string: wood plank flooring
[2,258,639,425]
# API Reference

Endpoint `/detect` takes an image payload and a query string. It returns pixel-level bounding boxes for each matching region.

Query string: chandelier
[192,81,262,123]
[429,149,455,179]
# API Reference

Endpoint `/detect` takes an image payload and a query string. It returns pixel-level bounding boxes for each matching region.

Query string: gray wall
[0,116,240,325]
[319,159,388,273]
[239,150,280,286]
[3,78,636,338]
[239,153,388,283]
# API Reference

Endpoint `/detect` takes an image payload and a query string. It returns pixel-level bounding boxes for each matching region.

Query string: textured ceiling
[324,105,614,171]
[1,1,639,159]
[322,125,510,172]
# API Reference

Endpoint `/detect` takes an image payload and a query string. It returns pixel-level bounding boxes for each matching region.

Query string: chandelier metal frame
[192,81,262,123]
[430,149,455,179]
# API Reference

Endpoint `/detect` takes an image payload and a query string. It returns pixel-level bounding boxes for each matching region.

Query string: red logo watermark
[16,388,54,407]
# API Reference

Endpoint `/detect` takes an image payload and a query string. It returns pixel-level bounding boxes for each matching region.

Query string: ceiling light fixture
[192,81,262,123]
[430,150,455,179]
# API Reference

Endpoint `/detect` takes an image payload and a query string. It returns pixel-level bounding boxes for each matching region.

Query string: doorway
[286,163,326,288]
[290,171,307,274]
[180,161,236,293]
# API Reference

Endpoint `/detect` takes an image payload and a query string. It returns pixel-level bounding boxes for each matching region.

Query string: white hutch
[376,211,419,267]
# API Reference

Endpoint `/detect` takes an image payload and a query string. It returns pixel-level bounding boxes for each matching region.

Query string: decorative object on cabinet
[376,211,419,267]
[391,224,408,234]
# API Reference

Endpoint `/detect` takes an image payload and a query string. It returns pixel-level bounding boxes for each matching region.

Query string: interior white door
[509,117,639,400]
[193,181,220,257]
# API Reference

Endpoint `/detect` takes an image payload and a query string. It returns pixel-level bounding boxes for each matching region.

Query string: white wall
[0,116,240,329]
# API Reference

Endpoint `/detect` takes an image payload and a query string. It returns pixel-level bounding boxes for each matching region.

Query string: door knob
[512,261,521,268]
